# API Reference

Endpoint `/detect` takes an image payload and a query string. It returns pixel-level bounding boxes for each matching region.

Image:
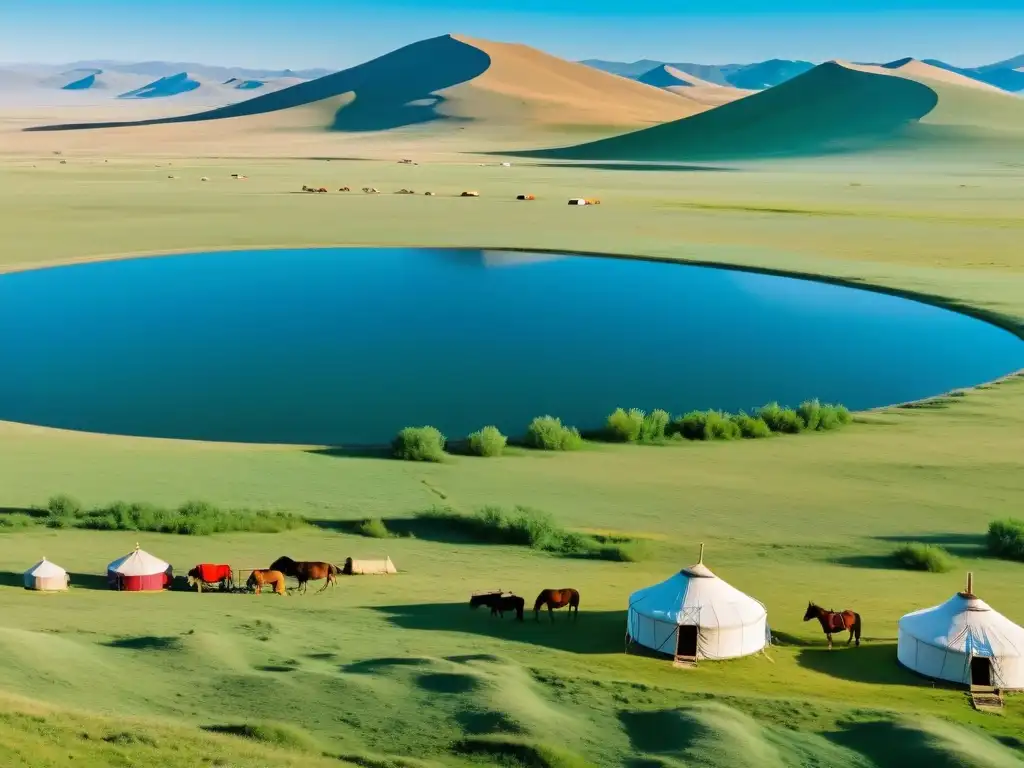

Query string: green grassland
[0,152,1022,766]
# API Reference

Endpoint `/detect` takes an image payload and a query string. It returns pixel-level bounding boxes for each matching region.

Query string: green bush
[524,416,583,451]
[640,409,670,442]
[467,425,507,457]
[391,426,446,462]
[987,518,1024,561]
[78,500,302,535]
[757,402,805,434]
[669,410,740,441]
[45,493,83,528]
[353,518,393,539]
[797,399,853,431]
[731,412,772,438]
[668,411,709,440]
[605,408,645,442]
[892,542,956,573]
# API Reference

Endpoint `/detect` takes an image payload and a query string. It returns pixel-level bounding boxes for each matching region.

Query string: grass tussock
[31,494,303,535]
[392,426,446,462]
[525,416,583,451]
[467,425,508,457]
[415,505,645,562]
[352,518,394,539]
[987,518,1024,561]
[892,542,956,573]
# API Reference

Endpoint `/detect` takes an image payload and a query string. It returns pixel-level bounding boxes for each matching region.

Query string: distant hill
[515,59,1024,162]
[636,64,755,107]
[923,58,1024,93]
[56,69,150,92]
[26,34,698,134]
[583,58,814,89]
[60,60,333,82]
[726,59,816,89]
[118,72,230,99]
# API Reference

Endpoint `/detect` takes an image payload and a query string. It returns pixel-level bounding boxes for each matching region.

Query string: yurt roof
[899,578,1024,658]
[628,545,766,629]
[25,557,67,578]
[107,544,170,576]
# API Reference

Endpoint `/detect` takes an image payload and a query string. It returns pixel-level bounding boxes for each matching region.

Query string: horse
[187,563,233,591]
[246,569,287,596]
[534,588,580,622]
[470,592,525,621]
[803,602,861,649]
[269,556,339,594]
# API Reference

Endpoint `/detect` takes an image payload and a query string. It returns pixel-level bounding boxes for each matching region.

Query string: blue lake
[0,247,1021,445]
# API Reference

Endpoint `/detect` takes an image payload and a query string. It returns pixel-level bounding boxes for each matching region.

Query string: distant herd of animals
[297,184,599,204]
[470,588,581,623]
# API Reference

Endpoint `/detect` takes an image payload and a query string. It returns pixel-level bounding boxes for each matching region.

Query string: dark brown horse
[269,556,339,594]
[246,569,288,596]
[804,602,861,649]
[470,592,525,621]
[534,588,580,622]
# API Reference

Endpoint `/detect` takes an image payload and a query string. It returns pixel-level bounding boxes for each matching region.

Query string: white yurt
[23,558,69,591]
[107,544,172,591]
[897,573,1024,690]
[626,545,769,661]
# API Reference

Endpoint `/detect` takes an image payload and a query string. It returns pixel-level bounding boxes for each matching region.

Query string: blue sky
[1,0,1020,68]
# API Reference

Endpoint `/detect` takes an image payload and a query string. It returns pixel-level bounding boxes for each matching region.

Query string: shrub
[467,425,507,457]
[45,493,82,528]
[893,542,956,573]
[524,416,583,451]
[391,426,446,462]
[757,402,805,434]
[605,408,645,443]
[669,411,710,440]
[77,500,302,535]
[731,412,772,439]
[987,518,1024,561]
[640,409,670,442]
[669,410,740,441]
[353,518,392,539]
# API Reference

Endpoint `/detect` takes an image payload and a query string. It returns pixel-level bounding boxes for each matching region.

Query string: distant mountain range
[582,54,1024,93]
[21,60,334,82]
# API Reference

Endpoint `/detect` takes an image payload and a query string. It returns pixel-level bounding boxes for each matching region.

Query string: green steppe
[0,151,1022,767]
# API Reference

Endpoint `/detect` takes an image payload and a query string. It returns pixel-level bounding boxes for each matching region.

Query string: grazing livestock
[470,591,525,621]
[246,569,288,595]
[269,556,339,594]
[396,188,415,194]
[804,602,862,650]
[187,563,233,591]
[516,194,535,201]
[339,186,351,192]
[362,187,380,194]
[534,588,580,622]
[461,191,480,197]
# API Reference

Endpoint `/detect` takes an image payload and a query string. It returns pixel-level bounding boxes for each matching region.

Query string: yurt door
[676,626,698,659]
[970,656,992,687]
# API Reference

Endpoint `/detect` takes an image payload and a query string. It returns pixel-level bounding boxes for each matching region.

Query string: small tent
[897,573,1024,690]
[343,556,398,575]
[107,544,172,591]
[24,558,69,591]
[627,545,768,661]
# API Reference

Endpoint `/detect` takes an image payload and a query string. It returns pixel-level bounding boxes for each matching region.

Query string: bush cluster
[892,542,956,573]
[525,416,583,451]
[391,426,446,462]
[467,426,508,457]
[987,518,1024,561]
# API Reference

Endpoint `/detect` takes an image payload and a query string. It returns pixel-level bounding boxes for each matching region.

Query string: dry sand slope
[636,64,756,107]
[520,59,1024,162]
[21,34,694,141]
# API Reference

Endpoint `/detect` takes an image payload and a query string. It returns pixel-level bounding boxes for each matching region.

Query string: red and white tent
[107,544,172,591]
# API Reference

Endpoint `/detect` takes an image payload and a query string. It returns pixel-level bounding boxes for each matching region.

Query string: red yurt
[107,544,172,591]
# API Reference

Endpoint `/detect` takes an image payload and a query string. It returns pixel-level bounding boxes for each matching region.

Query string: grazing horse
[187,563,233,591]
[246,569,287,596]
[269,556,339,594]
[534,588,580,623]
[470,592,525,621]
[804,602,861,649]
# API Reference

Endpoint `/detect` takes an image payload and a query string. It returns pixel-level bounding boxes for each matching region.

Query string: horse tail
[853,612,862,643]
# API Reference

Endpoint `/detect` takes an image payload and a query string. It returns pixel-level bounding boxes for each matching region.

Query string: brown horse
[534,588,580,622]
[269,556,339,594]
[246,569,287,596]
[804,602,861,649]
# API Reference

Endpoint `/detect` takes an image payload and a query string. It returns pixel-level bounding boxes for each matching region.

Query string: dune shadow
[796,642,943,688]
[527,162,736,173]
[372,603,627,654]
[26,35,492,134]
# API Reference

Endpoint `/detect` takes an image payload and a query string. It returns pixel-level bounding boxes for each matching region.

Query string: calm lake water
[0,248,1021,445]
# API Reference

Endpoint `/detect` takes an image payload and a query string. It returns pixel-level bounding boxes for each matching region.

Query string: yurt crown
[698,543,705,564]
[963,572,974,597]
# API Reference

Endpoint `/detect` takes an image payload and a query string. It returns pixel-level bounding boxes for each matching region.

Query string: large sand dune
[876,58,1006,93]
[517,60,1024,162]
[636,64,755,107]
[24,34,695,134]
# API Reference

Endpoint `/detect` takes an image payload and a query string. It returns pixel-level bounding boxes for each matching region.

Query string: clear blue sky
[1,0,1020,68]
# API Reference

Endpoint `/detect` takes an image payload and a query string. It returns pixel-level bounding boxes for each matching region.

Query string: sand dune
[636,64,755,107]
[876,58,1006,93]
[24,34,696,134]
[56,69,150,93]
[119,72,235,99]
[516,59,1024,162]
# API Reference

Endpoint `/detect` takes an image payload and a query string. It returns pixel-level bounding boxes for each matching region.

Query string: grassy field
[0,150,1022,767]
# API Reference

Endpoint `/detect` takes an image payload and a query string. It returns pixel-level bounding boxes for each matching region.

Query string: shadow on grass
[827,719,978,768]
[372,603,627,654]
[521,162,736,173]
[305,446,392,460]
[832,554,903,571]
[105,635,183,651]
[69,572,111,591]
[308,516,489,545]
[620,709,701,755]
[874,533,988,558]
[342,657,431,674]
[0,571,27,588]
[796,643,936,688]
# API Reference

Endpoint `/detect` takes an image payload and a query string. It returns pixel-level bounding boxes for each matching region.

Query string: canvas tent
[898,574,1024,690]
[626,545,768,661]
[343,556,397,575]
[107,544,172,591]
[23,558,69,591]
